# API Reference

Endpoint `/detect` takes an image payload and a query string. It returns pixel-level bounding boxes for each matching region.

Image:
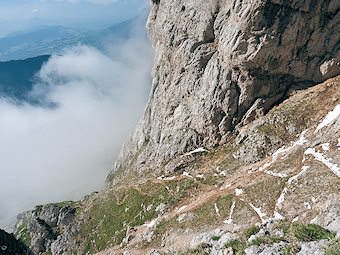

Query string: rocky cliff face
[107,0,340,184]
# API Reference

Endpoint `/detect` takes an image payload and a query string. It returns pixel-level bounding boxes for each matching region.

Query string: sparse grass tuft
[244,225,260,239]
[250,236,284,246]
[15,220,31,247]
[212,236,221,241]
[292,223,335,242]
[225,240,247,255]
[324,238,340,255]
[283,242,301,255]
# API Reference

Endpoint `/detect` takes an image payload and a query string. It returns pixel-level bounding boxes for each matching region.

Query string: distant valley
[0,11,147,61]
[0,11,148,101]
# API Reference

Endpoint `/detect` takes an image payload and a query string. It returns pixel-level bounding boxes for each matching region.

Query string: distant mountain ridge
[0,55,50,100]
[0,10,148,61]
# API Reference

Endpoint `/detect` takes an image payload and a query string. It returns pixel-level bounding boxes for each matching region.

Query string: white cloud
[0,28,153,230]
[32,8,39,13]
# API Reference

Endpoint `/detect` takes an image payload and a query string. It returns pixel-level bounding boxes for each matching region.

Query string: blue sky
[0,0,149,35]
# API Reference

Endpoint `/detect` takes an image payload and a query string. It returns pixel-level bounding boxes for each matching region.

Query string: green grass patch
[250,236,284,246]
[80,183,171,253]
[225,240,247,255]
[292,223,335,242]
[15,220,31,247]
[199,174,220,186]
[79,177,203,253]
[244,177,287,211]
[215,194,234,219]
[212,236,221,241]
[244,225,260,239]
[35,205,43,216]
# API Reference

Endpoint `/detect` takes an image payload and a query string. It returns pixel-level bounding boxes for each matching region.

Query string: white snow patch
[220,170,227,176]
[264,170,287,178]
[338,138,340,147]
[182,172,193,178]
[214,203,220,217]
[305,148,340,177]
[125,208,129,212]
[177,205,187,213]
[157,176,164,180]
[288,166,309,184]
[276,187,288,207]
[164,176,176,181]
[249,203,267,223]
[292,216,299,222]
[182,147,208,156]
[321,143,330,151]
[260,130,308,172]
[196,174,204,178]
[315,104,340,133]
[144,219,157,228]
[220,183,231,190]
[274,211,284,220]
[310,217,318,224]
[233,154,237,159]
[275,166,309,208]
[224,200,236,224]
[235,188,243,196]
[312,197,317,203]
[304,202,311,210]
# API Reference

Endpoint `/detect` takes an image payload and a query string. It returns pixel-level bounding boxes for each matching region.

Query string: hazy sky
[0,0,149,33]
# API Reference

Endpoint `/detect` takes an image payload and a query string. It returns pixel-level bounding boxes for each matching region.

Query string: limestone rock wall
[107,0,340,183]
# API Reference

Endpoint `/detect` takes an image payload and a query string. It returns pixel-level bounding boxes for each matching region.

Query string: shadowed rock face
[107,0,340,184]
[14,204,77,255]
[0,229,32,255]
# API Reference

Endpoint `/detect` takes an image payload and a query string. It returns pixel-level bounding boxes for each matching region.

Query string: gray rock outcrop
[14,204,77,254]
[107,0,340,184]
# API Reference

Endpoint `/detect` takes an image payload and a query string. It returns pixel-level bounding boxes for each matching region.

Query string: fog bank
[0,29,153,230]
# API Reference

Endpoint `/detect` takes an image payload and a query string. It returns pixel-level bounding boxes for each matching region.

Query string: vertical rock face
[0,229,32,255]
[107,0,339,183]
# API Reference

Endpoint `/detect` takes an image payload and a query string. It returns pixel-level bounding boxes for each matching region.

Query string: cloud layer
[0,30,153,230]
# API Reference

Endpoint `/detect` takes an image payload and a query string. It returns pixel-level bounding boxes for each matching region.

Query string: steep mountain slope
[14,76,340,254]
[12,0,340,254]
[107,0,339,184]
